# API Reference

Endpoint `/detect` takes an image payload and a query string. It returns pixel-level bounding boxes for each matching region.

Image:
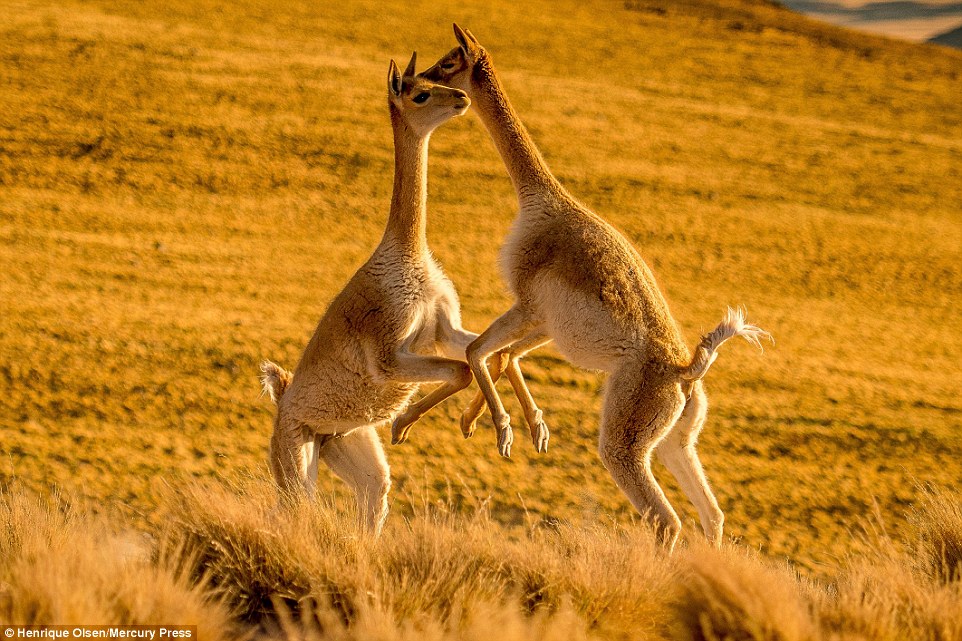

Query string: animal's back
[502,201,689,370]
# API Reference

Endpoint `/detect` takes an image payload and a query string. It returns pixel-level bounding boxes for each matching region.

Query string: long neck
[469,57,568,208]
[383,110,430,253]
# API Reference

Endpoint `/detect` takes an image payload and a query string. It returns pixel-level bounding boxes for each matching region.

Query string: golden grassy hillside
[2,0,961,576]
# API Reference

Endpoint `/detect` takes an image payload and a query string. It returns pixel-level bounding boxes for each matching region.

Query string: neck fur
[469,56,569,209]
[383,107,430,253]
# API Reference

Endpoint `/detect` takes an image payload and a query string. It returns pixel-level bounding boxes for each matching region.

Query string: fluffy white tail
[681,307,772,385]
[260,360,293,404]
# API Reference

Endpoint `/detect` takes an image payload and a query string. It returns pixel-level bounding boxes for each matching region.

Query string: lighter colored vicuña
[421,26,772,549]
[260,54,527,534]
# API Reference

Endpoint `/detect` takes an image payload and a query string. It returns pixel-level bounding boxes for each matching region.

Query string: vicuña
[421,26,772,548]
[260,54,533,534]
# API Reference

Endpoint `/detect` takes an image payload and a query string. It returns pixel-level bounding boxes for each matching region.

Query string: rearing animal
[420,26,771,549]
[261,54,517,534]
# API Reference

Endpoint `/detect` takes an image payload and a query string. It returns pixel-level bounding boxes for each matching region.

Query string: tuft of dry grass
[161,478,681,638]
[161,480,365,624]
[0,488,237,638]
[912,484,962,584]
[674,546,818,641]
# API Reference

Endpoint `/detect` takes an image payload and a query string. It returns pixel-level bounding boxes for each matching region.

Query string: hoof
[497,423,513,458]
[459,411,477,439]
[390,417,408,445]
[532,420,549,453]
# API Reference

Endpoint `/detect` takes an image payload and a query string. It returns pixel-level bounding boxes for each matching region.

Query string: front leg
[392,312,510,443]
[503,332,552,453]
[432,316,507,440]
[458,352,507,440]
[466,306,540,457]
[385,350,473,445]
[460,329,551,451]
[431,297,550,451]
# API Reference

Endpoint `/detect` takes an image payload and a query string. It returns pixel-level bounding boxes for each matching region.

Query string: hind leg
[655,381,725,546]
[319,426,391,536]
[598,362,686,550]
[269,410,315,501]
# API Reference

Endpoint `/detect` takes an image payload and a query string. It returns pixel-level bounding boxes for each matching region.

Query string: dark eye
[441,62,455,70]
[412,92,430,104]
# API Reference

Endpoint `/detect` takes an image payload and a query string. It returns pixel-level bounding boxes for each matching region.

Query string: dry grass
[160,478,680,636]
[912,484,962,584]
[0,488,237,637]
[2,482,961,639]
[1,0,961,588]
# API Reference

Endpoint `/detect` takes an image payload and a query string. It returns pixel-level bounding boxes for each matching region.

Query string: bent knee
[453,362,473,389]
[465,337,490,367]
[597,438,627,470]
[599,430,651,465]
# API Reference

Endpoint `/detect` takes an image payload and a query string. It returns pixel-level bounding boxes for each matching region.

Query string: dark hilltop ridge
[780,1,962,21]
[929,22,962,46]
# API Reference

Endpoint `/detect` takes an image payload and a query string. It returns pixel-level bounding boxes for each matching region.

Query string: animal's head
[388,52,470,135]
[418,23,488,92]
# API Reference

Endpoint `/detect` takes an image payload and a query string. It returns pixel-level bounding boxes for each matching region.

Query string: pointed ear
[453,23,480,57]
[453,23,470,48]
[465,28,481,46]
[403,51,417,79]
[388,59,402,97]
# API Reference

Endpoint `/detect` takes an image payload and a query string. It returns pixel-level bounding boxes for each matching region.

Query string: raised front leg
[459,352,507,439]
[385,350,473,445]
[432,317,508,440]
[465,306,540,457]
[432,303,541,447]
[504,332,552,453]
[461,329,551,452]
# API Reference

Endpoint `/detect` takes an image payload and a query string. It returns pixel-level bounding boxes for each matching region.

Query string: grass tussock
[0,489,237,638]
[6,480,961,639]
[675,546,817,641]
[161,479,680,639]
[912,485,962,584]
[810,532,962,640]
